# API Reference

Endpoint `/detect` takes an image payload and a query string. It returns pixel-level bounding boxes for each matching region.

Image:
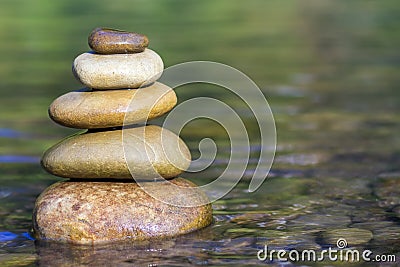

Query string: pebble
[73,49,163,89]
[88,28,149,54]
[49,82,177,129]
[33,178,212,244]
[321,228,373,246]
[41,125,191,179]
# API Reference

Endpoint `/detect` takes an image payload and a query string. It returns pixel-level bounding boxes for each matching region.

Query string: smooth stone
[73,49,163,89]
[33,178,212,244]
[321,228,373,246]
[88,28,149,54]
[41,125,191,179]
[49,82,177,129]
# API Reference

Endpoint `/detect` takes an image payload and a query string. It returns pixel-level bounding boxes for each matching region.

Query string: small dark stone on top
[88,27,149,54]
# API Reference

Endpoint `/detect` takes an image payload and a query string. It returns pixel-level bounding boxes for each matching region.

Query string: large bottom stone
[33,178,212,244]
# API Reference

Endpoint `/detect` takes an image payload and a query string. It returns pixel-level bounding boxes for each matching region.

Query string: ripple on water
[0,231,18,242]
[0,254,37,267]
[288,214,351,231]
[0,155,39,164]
[351,221,396,232]
[0,188,12,199]
[274,153,328,166]
[370,226,400,249]
[0,128,26,138]
[255,231,321,251]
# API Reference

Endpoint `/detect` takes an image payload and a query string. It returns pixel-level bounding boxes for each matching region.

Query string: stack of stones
[33,28,212,244]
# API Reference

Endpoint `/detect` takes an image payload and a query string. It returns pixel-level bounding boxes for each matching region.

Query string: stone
[49,82,177,129]
[73,49,163,89]
[321,228,373,246]
[33,178,212,244]
[41,125,191,179]
[88,28,149,54]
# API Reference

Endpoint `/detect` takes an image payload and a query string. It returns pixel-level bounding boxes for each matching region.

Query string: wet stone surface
[73,49,163,89]
[41,125,191,179]
[49,82,177,129]
[88,28,149,54]
[33,178,212,244]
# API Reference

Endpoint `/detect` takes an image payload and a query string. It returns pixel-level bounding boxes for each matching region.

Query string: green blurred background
[1,0,399,152]
[1,0,399,155]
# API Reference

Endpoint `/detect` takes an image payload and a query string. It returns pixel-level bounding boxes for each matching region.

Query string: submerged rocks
[88,28,149,54]
[49,82,177,129]
[73,49,163,89]
[33,179,212,244]
[33,28,212,244]
[321,228,373,246]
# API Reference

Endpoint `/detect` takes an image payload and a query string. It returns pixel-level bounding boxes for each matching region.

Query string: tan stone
[33,178,212,244]
[73,49,163,89]
[88,28,149,54]
[49,82,176,129]
[322,228,373,246]
[41,125,191,179]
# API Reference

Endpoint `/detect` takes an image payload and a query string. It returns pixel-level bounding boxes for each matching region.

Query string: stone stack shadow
[33,28,212,245]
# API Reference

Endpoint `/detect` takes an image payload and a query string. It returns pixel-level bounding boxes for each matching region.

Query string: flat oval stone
[33,178,212,244]
[321,228,373,246]
[73,49,163,89]
[49,82,176,129]
[41,125,191,179]
[88,28,149,54]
